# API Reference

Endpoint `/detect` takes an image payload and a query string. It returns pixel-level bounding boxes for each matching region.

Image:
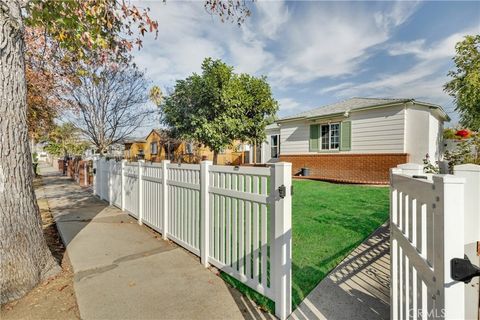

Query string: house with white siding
[258,97,449,184]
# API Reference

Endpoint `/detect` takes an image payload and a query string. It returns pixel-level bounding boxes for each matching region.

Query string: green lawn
[222,179,390,313]
[291,179,389,307]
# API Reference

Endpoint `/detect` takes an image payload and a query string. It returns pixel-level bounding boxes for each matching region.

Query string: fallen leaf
[58,284,68,291]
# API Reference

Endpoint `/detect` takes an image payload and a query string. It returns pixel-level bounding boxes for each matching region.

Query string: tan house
[124,129,247,165]
[123,139,146,161]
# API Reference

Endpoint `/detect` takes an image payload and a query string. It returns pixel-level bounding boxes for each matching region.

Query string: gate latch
[450,256,480,283]
[278,185,286,198]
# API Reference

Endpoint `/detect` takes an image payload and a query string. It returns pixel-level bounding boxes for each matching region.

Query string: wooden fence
[94,158,293,319]
[58,159,93,187]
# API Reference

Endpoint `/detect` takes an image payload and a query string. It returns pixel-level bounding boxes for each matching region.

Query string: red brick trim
[279,153,409,184]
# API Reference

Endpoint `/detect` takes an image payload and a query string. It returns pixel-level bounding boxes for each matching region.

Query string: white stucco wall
[405,104,444,163]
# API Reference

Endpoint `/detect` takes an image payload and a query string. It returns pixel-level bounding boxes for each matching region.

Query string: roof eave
[413,101,450,121]
[279,100,411,123]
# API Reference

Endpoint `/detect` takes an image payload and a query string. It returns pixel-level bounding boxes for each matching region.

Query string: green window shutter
[340,121,351,151]
[309,124,319,152]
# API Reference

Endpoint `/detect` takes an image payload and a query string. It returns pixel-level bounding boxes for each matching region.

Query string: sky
[132,0,480,131]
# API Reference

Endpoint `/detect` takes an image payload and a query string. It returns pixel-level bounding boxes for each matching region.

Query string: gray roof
[265,123,280,130]
[279,97,448,121]
[123,138,146,143]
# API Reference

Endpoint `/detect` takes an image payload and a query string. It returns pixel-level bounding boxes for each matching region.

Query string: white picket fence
[390,163,480,320]
[93,158,292,319]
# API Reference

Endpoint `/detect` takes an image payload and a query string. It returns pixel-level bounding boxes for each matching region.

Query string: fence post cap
[390,167,402,174]
[432,174,466,185]
[454,163,480,173]
[397,163,423,170]
[201,160,213,165]
[272,161,292,168]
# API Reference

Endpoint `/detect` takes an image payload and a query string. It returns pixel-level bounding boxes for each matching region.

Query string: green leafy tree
[444,35,480,130]
[161,58,278,164]
[1,0,250,304]
[226,73,278,161]
[44,123,89,157]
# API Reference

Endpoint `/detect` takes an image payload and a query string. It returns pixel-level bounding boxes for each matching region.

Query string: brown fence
[58,159,93,188]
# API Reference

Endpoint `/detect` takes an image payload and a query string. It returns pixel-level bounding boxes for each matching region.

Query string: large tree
[161,58,278,164]
[25,28,63,142]
[0,0,250,304]
[65,61,152,154]
[43,122,89,158]
[444,35,480,131]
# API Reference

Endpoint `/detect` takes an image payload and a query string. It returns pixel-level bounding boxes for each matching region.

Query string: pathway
[290,225,390,320]
[39,165,271,320]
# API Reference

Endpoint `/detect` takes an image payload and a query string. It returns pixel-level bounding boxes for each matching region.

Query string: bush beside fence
[94,158,293,320]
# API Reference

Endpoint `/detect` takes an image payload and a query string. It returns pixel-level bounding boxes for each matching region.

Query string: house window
[270,134,280,158]
[320,123,340,150]
[150,142,158,155]
[321,125,329,150]
[330,123,340,149]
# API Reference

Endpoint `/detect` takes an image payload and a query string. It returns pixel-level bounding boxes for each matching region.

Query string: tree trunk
[0,1,60,304]
[213,151,218,165]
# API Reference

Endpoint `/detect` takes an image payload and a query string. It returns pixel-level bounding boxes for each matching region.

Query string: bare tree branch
[62,62,154,154]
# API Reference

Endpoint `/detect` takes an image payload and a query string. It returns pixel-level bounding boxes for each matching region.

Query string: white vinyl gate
[94,159,292,320]
[390,163,480,320]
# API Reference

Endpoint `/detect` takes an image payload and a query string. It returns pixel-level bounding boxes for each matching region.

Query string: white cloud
[267,1,420,85]
[374,1,420,30]
[318,82,355,95]
[133,1,421,91]
[278,97,301,111]
[133,0,283,86]
[388,30,474,60]
[254,0,290,40]
[388,39,426,56]
[327,27,477,109]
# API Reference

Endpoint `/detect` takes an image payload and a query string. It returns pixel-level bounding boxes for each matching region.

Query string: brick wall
[279,153,409,184]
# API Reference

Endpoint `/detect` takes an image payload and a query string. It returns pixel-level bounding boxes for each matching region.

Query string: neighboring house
[124,129,247,165]
[259,97,449,184]
[124,138,146,160]
[143,129,180,162]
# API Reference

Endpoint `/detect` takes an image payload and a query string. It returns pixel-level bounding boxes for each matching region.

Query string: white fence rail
[390,163,480,320]
[94,158,292,319]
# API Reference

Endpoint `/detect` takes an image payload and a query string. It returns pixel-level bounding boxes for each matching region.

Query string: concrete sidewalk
[39,165,271,320]
[290,225,390,320]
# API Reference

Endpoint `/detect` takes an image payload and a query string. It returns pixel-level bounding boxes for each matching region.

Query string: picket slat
[245,175,252,280]
[252,176,259,281]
